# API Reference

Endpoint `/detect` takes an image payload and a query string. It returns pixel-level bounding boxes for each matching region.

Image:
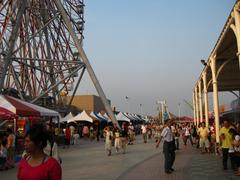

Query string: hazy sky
[76,0,237,116]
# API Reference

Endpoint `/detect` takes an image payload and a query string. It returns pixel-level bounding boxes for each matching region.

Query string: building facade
[66,95,111,113]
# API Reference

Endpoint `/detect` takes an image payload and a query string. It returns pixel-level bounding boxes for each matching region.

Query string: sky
[75,0,237,116]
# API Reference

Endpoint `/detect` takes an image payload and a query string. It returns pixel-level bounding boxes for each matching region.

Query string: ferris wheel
[0,0,85,106]
[0,0,120,127]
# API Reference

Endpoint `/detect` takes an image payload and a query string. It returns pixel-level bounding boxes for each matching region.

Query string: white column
[195,87,199,127]
[193,91,196,126]
[202,72,209,128]
[210,56,220,143]
[198,81,203,123]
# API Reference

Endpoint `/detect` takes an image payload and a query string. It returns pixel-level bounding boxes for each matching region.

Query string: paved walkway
[0,136,239,180]
[120,143,239,180]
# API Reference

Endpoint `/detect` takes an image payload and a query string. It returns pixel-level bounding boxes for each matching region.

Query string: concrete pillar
[198,81,203,123]
[202,72,209,128]
[210,56,220,143]
[195,87,199,127]
[193,91,196,126]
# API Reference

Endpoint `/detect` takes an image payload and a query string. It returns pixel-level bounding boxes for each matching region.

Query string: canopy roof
[60,112,74,123]
[0,95,40,117]
[195,1,240,92]
[97,112,108,121]
[116,112,131,122]
[6,96,59,117]
[123,113,138,121]
[172,116,194,123]
[0,107,17,120]
[68,110,93,123]
[90,112,106,122]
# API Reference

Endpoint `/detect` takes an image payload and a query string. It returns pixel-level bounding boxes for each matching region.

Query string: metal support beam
[0,0,27,91]
[31,64,84,103]
[54,0,120,129]
[67,67,86,110]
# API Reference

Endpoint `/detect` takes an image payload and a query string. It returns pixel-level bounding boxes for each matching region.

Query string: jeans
[222,148,235,169]
[175,138,179,149]
[163,141,175,171]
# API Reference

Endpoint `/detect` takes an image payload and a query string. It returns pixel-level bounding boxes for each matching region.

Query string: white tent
[103,113,111,122]
[97,112,108,122]
[67,110,93,123]
[90,112,101,121]
[116,112,131,122]
[133,114,144,121]
[60,112,74,123]
[123,113,137,121]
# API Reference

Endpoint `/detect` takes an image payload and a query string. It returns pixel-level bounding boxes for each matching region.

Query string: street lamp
[140,103,143,115]
[178,103,181,121]
[125,96,130,113]
[201,59,207,66]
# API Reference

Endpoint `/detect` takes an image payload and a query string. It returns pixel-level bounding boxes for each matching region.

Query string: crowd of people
[152,119,240,176]
[103,122,135,156]
[0,116,240,178]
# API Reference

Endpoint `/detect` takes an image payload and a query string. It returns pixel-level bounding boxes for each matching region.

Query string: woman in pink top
[18,124,62,180]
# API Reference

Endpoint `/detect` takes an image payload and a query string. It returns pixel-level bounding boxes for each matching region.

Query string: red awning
[4,96,40,117]
[0,107,17,120]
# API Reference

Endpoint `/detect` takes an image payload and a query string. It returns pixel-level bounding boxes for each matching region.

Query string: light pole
[125,96,130,113]
[156,101,161,123]
[140,103,143,115]
[178,103,181,121]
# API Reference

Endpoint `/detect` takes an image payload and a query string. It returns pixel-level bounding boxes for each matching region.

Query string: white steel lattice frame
[0,0,85,104]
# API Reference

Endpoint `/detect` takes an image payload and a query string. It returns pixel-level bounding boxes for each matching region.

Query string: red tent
[4,95,40,117]
[173,116,194,123]
[0,107,17,120]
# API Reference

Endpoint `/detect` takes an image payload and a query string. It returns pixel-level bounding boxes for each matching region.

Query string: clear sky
[76,0,237,116]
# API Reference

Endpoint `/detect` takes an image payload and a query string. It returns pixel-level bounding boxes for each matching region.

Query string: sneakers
[165,168,174,174]
[169,168,174,172]
[165,170,172,174]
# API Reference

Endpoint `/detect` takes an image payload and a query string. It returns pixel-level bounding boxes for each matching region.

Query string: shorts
[199,138,210,148]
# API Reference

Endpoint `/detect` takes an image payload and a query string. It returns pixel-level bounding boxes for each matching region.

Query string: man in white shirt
[156,119,175,174]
